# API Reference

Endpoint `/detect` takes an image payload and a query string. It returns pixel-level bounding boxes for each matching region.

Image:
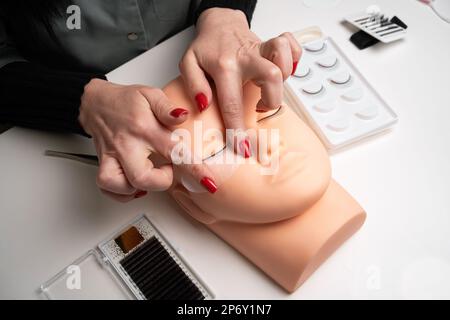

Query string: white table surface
[1,0,450,299]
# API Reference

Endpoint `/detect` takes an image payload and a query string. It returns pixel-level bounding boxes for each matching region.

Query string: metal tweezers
[44,107,285,166]
[45,150,99,166]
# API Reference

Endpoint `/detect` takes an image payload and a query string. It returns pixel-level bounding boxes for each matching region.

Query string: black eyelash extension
[203,145,226,161]
[202,106,284,161]
[257,106,283,122]
[120,236,205,300]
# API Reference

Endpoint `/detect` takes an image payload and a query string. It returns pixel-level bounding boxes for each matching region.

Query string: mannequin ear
[171,187,217,225]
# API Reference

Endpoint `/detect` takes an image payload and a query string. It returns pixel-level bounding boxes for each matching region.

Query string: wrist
[194,0,257,27]
[197,7,249,32]
[79,78,108,135]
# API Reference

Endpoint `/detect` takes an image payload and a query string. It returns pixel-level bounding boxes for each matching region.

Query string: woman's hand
[180,8,302,154]
[79,79,217,202]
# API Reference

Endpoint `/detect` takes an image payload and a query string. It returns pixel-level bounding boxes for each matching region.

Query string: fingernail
[292,61,299,75]
[239,138,252,158]
[170,108,189,118]
[256,109,267,113]
[195,93,208,112]
[200,177,218,194]
[134,190,147,198]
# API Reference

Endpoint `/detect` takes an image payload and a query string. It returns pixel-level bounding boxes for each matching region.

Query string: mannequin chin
[163,77,366,292]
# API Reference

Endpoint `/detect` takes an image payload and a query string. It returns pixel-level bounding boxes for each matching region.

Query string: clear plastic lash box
[40,214,214,300]
[284,27,398,151]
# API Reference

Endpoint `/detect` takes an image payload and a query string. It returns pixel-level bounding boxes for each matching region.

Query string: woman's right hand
[79,79,217,202]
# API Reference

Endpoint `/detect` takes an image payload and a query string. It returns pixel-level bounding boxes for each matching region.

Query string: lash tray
[39,215,213,300]
[285,33,398,150]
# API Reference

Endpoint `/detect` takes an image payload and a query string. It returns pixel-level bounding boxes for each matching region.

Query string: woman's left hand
[179,7,302,144]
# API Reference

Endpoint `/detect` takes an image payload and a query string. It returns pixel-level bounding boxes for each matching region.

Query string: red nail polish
[239,139,252,158]
[195,93,208,112]
[170,108,188,118]
[134,190,147,198]
[292,61,299,75]
[200,177,218,194]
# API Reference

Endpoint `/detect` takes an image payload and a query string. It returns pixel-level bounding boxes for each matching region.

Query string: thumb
[139,87,189,127]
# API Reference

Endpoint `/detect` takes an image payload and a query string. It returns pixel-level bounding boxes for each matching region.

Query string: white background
[1,0,450,299]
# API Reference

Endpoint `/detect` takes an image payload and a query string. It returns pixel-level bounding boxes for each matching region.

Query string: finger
[140,87,189,127]
[179,162,219,194]
[118,141,174,191]
[179,51,213,112]
[100,189,146,203]
[97,155,136,195]
[247,57,284,112]
[212,71,252,158]
[260,35,293,80]
[281,32,303,74]
[213,71,245,131]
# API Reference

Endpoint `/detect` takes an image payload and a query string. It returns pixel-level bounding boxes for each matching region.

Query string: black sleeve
[194,0,257,27]
[0,61,105,136]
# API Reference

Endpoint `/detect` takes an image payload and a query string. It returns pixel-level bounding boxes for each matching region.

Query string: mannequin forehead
[163,77,198,114]
[162,77,311,163]
[163,77,262,131]
[164,78,224,135]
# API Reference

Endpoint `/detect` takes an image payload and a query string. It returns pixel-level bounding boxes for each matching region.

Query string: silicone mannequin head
[161,77,365,292]
[163,77,331,224]
[160,24,366,292]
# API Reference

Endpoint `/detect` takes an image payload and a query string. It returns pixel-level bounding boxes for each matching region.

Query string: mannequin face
[164,77,331,224]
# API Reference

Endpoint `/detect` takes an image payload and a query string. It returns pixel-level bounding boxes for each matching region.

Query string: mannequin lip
[271,151,305,183]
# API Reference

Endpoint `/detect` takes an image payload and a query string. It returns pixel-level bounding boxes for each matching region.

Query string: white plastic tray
[285,36,398,150]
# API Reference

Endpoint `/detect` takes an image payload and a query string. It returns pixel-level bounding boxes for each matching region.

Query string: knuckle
[128,171,149,189]
[131,117,150,134]
[216,56,238,72]
[124,88,145,106]
[142,86,161,99]
[178,55,190,74]
[127,86,143,97]
[265,65,283,82]
[179,50,194,72]
[273,36,289,48]
[222,108,242,127]
[83,78,103,95]
[151,87,164,96]
[112,131,129,148]
[280,32,302,57]
[97,170,114,188]
[294,45,303,58]
[221,101,241,118]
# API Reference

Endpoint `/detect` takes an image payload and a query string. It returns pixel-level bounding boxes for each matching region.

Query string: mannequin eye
[203,145,226,161]
[257,106,283,122]
[200,106,284,161]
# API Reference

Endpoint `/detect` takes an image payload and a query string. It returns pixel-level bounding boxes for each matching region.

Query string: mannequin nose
[257,131,285,165]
